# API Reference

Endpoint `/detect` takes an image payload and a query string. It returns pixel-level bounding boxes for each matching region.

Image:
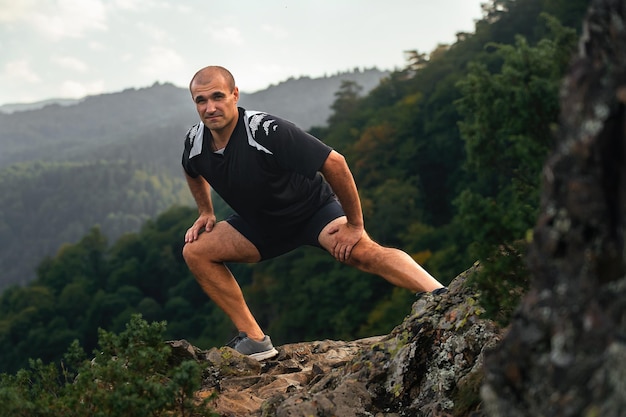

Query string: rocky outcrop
[168,267,501,416]
[481,0,626,415]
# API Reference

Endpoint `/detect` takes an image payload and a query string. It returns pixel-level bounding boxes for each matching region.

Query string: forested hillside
[0,161,194,288]
[0,0,591,376]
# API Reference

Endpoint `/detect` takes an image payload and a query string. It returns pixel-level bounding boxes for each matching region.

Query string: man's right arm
[185,173,217,242]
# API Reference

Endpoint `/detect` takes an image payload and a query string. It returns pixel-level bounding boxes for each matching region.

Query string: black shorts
[226,199,345,260]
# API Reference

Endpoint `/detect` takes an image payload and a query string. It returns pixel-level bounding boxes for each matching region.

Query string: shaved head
[189,66,236,92]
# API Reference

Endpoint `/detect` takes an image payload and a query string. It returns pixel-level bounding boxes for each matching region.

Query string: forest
[0,0,590,383]
[0,160,195,288]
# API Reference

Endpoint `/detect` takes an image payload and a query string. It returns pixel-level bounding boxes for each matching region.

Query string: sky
[0,0,485,106]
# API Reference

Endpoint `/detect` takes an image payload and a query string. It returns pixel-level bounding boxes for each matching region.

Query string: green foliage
[469,242,531,326]
[358,287,415,337]
[454,13,578,321]
[0,315,216,417]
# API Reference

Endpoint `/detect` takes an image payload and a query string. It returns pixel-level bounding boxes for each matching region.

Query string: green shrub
[467,241,530,326]
[0,314,217,417]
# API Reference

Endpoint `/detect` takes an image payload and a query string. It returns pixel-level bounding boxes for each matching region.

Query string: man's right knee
[182,241,196,265]
[183,222,262,264]
[182,240,212,266]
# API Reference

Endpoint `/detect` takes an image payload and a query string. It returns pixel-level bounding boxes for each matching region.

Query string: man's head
[189,65,235,92]
[189,66,240,135]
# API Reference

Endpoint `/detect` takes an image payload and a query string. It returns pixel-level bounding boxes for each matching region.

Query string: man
[181,66,446,361]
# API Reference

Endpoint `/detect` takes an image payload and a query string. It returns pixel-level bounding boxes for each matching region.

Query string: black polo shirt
[182,108,336,234]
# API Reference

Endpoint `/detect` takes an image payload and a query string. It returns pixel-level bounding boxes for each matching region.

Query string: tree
[454,14,578,321]
[327,80,363,126]
[37,227,109,294]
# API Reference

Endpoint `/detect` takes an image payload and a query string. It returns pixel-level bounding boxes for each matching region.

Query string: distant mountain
[0,82,196,170]
[0,98,82,114]
[0,68,388,170]
[0,68,389,290]
[239,68,388,129]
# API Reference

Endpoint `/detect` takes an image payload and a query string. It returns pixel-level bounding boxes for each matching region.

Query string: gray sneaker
[415,286,448,299]
[226,332,278,361]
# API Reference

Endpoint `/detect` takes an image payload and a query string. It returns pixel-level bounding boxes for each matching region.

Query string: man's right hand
[185,213,217,243]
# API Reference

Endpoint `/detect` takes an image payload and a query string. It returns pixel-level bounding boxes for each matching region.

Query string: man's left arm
[320,150,365,261]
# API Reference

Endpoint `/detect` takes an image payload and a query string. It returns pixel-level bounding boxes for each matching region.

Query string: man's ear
[233,86,240,102]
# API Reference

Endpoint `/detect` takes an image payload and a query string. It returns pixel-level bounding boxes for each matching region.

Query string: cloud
[0,0,36,23]
[53,56,89,72]
[261,24,288,39]
[109,0,176,12]
[2,60,41,83]
[136,22,171,43]
[88,41,106,51]
[60,79,105,98]
[9,0,108,40]
[209,26,244,45]
[109,0,150,11]
[138,46,185,80]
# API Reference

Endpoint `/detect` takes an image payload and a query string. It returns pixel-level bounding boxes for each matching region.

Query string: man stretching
[181,66,445,360]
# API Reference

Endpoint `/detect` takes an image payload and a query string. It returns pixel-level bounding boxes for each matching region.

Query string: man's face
[190,73,239,133]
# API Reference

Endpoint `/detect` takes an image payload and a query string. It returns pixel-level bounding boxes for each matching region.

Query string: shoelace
[226,332,246,348]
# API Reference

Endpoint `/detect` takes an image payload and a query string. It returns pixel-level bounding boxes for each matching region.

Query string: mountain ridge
[0,98,83,114]
[0,69,388,170]
[0,68,388,115]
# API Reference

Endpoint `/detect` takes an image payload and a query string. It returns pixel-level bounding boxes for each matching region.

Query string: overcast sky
[0,0,485,106]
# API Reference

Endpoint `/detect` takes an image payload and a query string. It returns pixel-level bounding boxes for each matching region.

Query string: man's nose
[204,100,217,113]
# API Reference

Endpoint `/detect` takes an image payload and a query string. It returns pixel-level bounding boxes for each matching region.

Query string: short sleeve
[181,126,200,178]
[246,113,332,178]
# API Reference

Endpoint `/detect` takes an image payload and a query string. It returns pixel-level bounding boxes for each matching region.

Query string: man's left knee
[348,239,381,266]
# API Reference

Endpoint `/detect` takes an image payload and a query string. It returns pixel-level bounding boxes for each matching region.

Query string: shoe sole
[249,347,278,361]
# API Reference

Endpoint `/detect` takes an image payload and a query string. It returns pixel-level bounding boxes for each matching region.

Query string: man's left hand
[327,221,364,262]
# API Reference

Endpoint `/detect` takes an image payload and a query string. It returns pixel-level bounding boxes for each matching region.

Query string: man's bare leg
[319,217,444,292]
[182,221,266,341]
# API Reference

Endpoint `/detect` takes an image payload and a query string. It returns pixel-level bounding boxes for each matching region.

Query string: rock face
[168,267,501,416]
[481,0,626,415]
